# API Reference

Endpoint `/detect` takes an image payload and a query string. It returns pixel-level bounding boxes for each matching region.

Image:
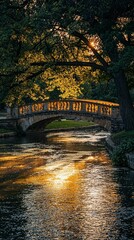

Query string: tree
[0,0,134,130]
[0,0,82,104]
[0,0,50,104]
[32,0,134,130]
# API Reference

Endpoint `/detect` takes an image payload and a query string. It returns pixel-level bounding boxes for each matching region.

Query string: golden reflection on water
[0,151,86,200]
[12,150,120,239]
[52,164,78,187]
[0,151,117,240]
[0,132,133,239]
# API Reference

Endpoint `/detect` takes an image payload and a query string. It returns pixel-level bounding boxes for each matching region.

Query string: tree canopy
[0,0,134,129]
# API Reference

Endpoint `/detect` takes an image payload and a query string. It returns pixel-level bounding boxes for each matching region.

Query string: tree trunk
[114,70,134,130]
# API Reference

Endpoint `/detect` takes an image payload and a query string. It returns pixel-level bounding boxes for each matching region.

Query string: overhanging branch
[31,61,105,71]
[7,60,104,90]
[73,31,108,70]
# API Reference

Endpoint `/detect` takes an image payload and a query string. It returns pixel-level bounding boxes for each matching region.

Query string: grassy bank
[46,120,94,129]
[110,130,134,166]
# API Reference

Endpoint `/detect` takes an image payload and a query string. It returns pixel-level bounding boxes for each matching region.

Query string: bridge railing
[8,99,120,119]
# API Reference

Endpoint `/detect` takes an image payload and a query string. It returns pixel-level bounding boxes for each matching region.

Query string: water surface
[0,130,134,240]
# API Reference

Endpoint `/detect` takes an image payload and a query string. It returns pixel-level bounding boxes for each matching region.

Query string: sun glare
[52,164,78,187]
[90,41,95,47]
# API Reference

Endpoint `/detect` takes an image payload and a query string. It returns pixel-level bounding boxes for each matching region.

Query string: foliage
[111,130,134,145]
[80,72,118,102]
[111,139,134,166]
[0,0,134,129]
[0,0,84,104]
[42,66,83,99]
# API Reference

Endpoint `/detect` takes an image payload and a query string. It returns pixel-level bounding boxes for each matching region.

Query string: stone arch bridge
[5,99,123,133]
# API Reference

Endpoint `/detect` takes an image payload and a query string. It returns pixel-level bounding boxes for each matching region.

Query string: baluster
[57,101,60,110]
[60,101,62,110]
[86,103,91,112]
[75,102,77,111]
[66,101,70,111]
[78,102,82,111]
[109,107,112,115]
[64,101,67,110]
[50,102,54,110]
[108,106,112,115]
[31,104,34,112]
[18,107,22,115]
[95,104,98,113]
[63,101,66,110]
[85,103,88,112]
[47,102,50,111]
[90,103,94,112]
[72,102,76,111]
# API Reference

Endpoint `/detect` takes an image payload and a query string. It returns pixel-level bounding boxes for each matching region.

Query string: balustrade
[9,99,120,120]
[33,103,44,112]
[72,102,82,111]
[85,103,98,113]
[47,101,70,111]
[100,105,112,116]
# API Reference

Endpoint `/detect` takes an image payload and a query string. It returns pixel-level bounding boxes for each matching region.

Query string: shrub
[111,130,134,145]
[111,139,134,166]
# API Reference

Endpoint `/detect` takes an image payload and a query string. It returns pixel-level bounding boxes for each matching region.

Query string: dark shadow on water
[110,168,134,239]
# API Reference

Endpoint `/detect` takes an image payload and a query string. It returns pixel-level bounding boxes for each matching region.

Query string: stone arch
[16,112,115,133]
[28,116,62,131]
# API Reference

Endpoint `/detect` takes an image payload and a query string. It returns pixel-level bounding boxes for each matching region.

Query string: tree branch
[117,33,131,46]
[6,60,104,91]
[31,61,105,71]
[73,31,108,70]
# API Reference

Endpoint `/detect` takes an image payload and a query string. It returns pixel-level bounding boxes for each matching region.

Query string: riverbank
[105,130,134,170]
[43,124,102,133]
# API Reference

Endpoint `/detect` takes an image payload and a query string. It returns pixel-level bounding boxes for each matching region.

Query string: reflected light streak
[44,161,66,171]
[49,164,78,188]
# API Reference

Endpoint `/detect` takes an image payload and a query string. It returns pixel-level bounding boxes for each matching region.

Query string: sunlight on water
[0,130,134,240]
[47,131,110,144]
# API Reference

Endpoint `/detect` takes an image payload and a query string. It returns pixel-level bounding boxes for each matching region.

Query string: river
[0,130,134,240]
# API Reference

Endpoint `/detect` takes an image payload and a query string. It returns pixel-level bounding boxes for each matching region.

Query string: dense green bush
[111,130,134,145]
[111,139,134,166]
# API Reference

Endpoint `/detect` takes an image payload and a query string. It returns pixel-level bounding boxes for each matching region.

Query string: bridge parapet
[8,99,120,120]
